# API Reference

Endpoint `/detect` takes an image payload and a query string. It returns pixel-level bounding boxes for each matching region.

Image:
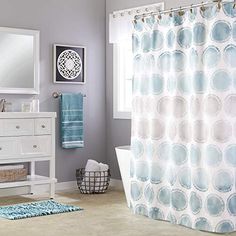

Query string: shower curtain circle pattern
[131,1,236,233]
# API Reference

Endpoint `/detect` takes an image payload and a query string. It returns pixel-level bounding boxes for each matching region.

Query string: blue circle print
[171,50,186,72]
[131,138,144,159]
[193,168,209,192]
[205,144,222,167]
[206,194,224,216]
[131,181,142,201]
[177,27,192,48]
[195,217,212,232]
[227,194,236,215]
[130,159,135,178]
[193,23,206,45]
[216,220,234,233]
[158,15,171,27]
[157,186,171,206]
[225,144,236,167]
[179,215,192,228]
[167,212,177,224]
[141,33,152,53]
[145,16,156,29]
[135,204,148,216]
[233,21,236,41]
[158,142,171,161]
[190,145,201,166]
[150,163,164,184]
[135,161,149,182]
[223,2,236,17]
[144,184,154,204]
[211,20,231,43]
[189,48,198,69]
[193,71,207,93]
[200,5,217,19]
[146,141,155,159]
[178,167,191,189]
[224,44,236,67]
[134,21,144,32]
[166,167,177,186]
[178,73,192,94]
[213,170,233,192]
[167,76,176,93]
[148,207,164,220]
[132,34,140,54]
[171,144,187,165]
[172,12,185,26]
[171,189,187,211]
[167,30,175,48]
[202,46,220,68]
[188,8,197,22]
[190,192,202,214]
[150,74,164,95]
[211,70,232,91]
[158,52,171,72]
[151,30,164,50]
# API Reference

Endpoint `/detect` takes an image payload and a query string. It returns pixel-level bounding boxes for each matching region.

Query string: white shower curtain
[131,2,236,233]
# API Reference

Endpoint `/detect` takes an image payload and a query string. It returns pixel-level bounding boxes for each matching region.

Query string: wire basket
[76,168,111,194]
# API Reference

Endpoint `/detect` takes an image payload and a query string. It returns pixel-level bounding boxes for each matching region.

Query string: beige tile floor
[0,188,233,236]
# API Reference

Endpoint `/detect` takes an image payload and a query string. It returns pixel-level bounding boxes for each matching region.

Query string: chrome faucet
[0,99,6,112]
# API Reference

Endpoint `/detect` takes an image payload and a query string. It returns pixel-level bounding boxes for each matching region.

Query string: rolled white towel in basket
[81,159,109,193]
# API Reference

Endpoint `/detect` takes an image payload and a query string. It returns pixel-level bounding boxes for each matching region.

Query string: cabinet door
[1,119,34,136]
[35,118,52,135]
[20,136,52,157]
[0,137,20,159]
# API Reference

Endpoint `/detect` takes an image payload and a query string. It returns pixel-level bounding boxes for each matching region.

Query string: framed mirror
[0,27,39,94]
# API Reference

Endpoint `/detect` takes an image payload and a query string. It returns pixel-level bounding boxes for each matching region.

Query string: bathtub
[115,146,132,208]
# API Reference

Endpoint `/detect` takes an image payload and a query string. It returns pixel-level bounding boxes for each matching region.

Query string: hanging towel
[60,93,84,149]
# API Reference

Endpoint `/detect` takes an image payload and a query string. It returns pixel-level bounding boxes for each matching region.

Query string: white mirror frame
[0,27,40,94]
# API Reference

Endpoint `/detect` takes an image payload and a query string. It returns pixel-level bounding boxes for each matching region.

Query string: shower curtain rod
[134,0,235,20]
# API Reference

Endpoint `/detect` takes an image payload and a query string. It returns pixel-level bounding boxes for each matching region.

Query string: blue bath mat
[0,200,83,220]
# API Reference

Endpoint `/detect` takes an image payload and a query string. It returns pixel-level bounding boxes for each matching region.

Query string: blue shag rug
[0,200,83,220]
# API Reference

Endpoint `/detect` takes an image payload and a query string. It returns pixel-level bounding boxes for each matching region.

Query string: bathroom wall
[0,0,106,182]
[106,0,200,179]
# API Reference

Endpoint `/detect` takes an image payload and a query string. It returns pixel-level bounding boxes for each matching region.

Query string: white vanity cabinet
[0,112,57,198]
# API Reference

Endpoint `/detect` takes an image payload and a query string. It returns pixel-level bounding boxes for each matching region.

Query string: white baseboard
[0,179,124,197]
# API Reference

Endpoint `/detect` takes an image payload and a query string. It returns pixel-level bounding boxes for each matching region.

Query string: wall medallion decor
[53,44,86,84]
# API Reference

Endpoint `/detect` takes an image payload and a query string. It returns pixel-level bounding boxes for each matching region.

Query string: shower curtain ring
[217,0,222,10]
[133,19,137,26]
[200,2,206,11]
[158,10,162,20]
[141,14,145,23]
[234,1,236,9]
[178,6,185,16]
[190,4,194,13]
[169,8,173,17]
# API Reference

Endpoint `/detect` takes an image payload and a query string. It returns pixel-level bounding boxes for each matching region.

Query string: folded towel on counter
[60,93,84,149]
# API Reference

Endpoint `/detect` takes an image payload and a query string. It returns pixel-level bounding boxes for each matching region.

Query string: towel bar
[52,92,86,98]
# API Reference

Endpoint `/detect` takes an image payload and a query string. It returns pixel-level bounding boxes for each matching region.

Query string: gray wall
[106,0,200,179]
[0,0,106,182]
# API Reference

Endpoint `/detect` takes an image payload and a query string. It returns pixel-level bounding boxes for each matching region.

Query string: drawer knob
[33,145,37,149]
[41,125,46,128]
[16,125,20,129]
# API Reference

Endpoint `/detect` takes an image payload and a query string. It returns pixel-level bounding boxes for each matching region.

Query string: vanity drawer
[35,118,52,135]
[1,119,34,136]
[20,136,51,156]
[0,137,19,159]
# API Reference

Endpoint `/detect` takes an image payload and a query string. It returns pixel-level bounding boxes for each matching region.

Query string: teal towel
[60,93,84,149]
